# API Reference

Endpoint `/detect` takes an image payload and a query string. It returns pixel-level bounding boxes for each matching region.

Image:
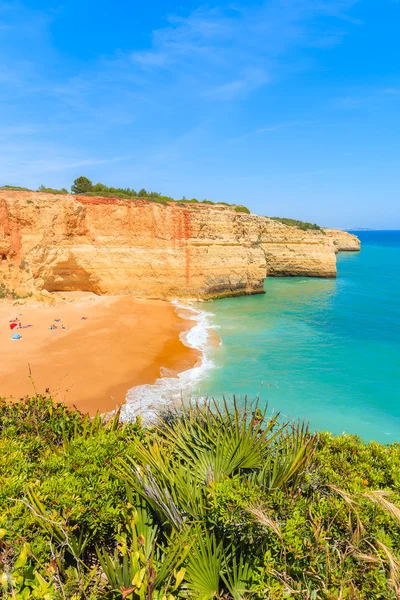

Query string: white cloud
[383,88,400,95]
[208,68,270,99]
[124,0,360,101]
[255,120,317,134]
[229,119,321,142]
[131,51,169,68]
[0,147,129,183]
[0,0,362,185]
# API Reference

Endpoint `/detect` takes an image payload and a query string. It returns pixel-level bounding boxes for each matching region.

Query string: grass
[1,396,400,599]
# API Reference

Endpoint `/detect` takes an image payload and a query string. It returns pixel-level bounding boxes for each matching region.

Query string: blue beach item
[12,333,22,340]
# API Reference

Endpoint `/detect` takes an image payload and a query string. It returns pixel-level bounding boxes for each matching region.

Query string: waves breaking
[120,302,215,424]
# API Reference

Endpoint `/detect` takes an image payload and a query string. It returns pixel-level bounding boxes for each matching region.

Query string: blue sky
[1,0,399,228]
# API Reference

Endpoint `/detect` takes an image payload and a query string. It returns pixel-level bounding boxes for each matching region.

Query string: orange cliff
[0,190,360,300]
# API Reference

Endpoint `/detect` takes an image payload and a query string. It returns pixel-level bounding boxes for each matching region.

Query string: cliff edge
[0,191,360,300]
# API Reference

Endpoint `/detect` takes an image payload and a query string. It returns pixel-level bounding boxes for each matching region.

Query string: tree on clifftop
[71,176,93,195]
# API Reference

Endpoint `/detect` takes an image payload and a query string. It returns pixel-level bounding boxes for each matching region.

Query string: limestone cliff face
[260,222,360,277]
[0,191,360,300]
[323,228,361,252]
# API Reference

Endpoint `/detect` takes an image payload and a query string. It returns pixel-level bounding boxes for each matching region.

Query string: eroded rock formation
[323,228,361,252]
[0,191,360,300]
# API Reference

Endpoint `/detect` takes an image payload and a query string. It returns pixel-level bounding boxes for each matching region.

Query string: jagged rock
[0,191,360,300]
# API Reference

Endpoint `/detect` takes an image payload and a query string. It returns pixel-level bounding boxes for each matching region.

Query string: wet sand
[0,294,200,414]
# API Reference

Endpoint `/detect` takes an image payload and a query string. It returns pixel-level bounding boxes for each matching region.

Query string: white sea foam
[120,302,215,424]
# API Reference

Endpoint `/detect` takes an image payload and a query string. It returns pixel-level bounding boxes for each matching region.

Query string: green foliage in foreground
[1,397,400,599]
[271,217,323,232]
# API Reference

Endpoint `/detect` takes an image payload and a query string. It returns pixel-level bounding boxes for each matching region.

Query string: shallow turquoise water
[199,231,400,443]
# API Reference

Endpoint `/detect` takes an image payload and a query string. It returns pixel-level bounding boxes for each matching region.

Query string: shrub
[271,216,323,231]
[0,283,31,300]
[82,191,171,205]
[1,178,253,213]
[38,185,68,195]
[83,190,136,199]
[0,185,32,192]
[234,205,250,214]
[1,396,400,598]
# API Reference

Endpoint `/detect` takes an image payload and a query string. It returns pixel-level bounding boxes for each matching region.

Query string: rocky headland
[0,190,360,300]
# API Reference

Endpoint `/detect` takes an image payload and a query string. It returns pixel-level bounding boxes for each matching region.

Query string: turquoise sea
[199,231,400,443]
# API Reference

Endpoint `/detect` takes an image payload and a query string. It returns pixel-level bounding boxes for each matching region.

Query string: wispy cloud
[0,149,129,182]
[0,0,361,186]
[1,0,362,113]
[207,68,270,99]
[230,119,320,142]
[0,124,42,137]
[127,1,360,100]
[255,120,318,134]
[383,88,400,95]
[334,87,400,109]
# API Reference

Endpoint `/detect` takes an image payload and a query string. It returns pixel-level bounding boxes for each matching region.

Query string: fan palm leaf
[256,421,316,490]
[185,528,224,600]
[221,554,254,600]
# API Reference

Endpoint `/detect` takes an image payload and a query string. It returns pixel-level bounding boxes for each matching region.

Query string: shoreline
[121,302,216,423]
[0,293,202,415]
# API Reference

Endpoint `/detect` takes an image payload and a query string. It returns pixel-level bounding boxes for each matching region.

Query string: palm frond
[157,397,283,484]
[185,528,224,600]
[256,422,316,490]
[97,502,189,597]
[221,554,254,600]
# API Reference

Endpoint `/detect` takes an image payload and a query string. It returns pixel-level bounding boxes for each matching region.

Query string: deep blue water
[199,231,400,443]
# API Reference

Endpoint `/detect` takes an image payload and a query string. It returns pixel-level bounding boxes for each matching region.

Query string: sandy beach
[0,293,200,415]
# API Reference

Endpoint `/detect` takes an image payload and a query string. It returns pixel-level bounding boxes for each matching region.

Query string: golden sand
[0,293,199,415]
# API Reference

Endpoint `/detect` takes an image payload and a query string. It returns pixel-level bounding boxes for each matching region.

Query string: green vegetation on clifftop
[1,396,400,599]
[37,185,69,195]
[0,177,251,212]
[0,185,32,192]
[271,217,323,231]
